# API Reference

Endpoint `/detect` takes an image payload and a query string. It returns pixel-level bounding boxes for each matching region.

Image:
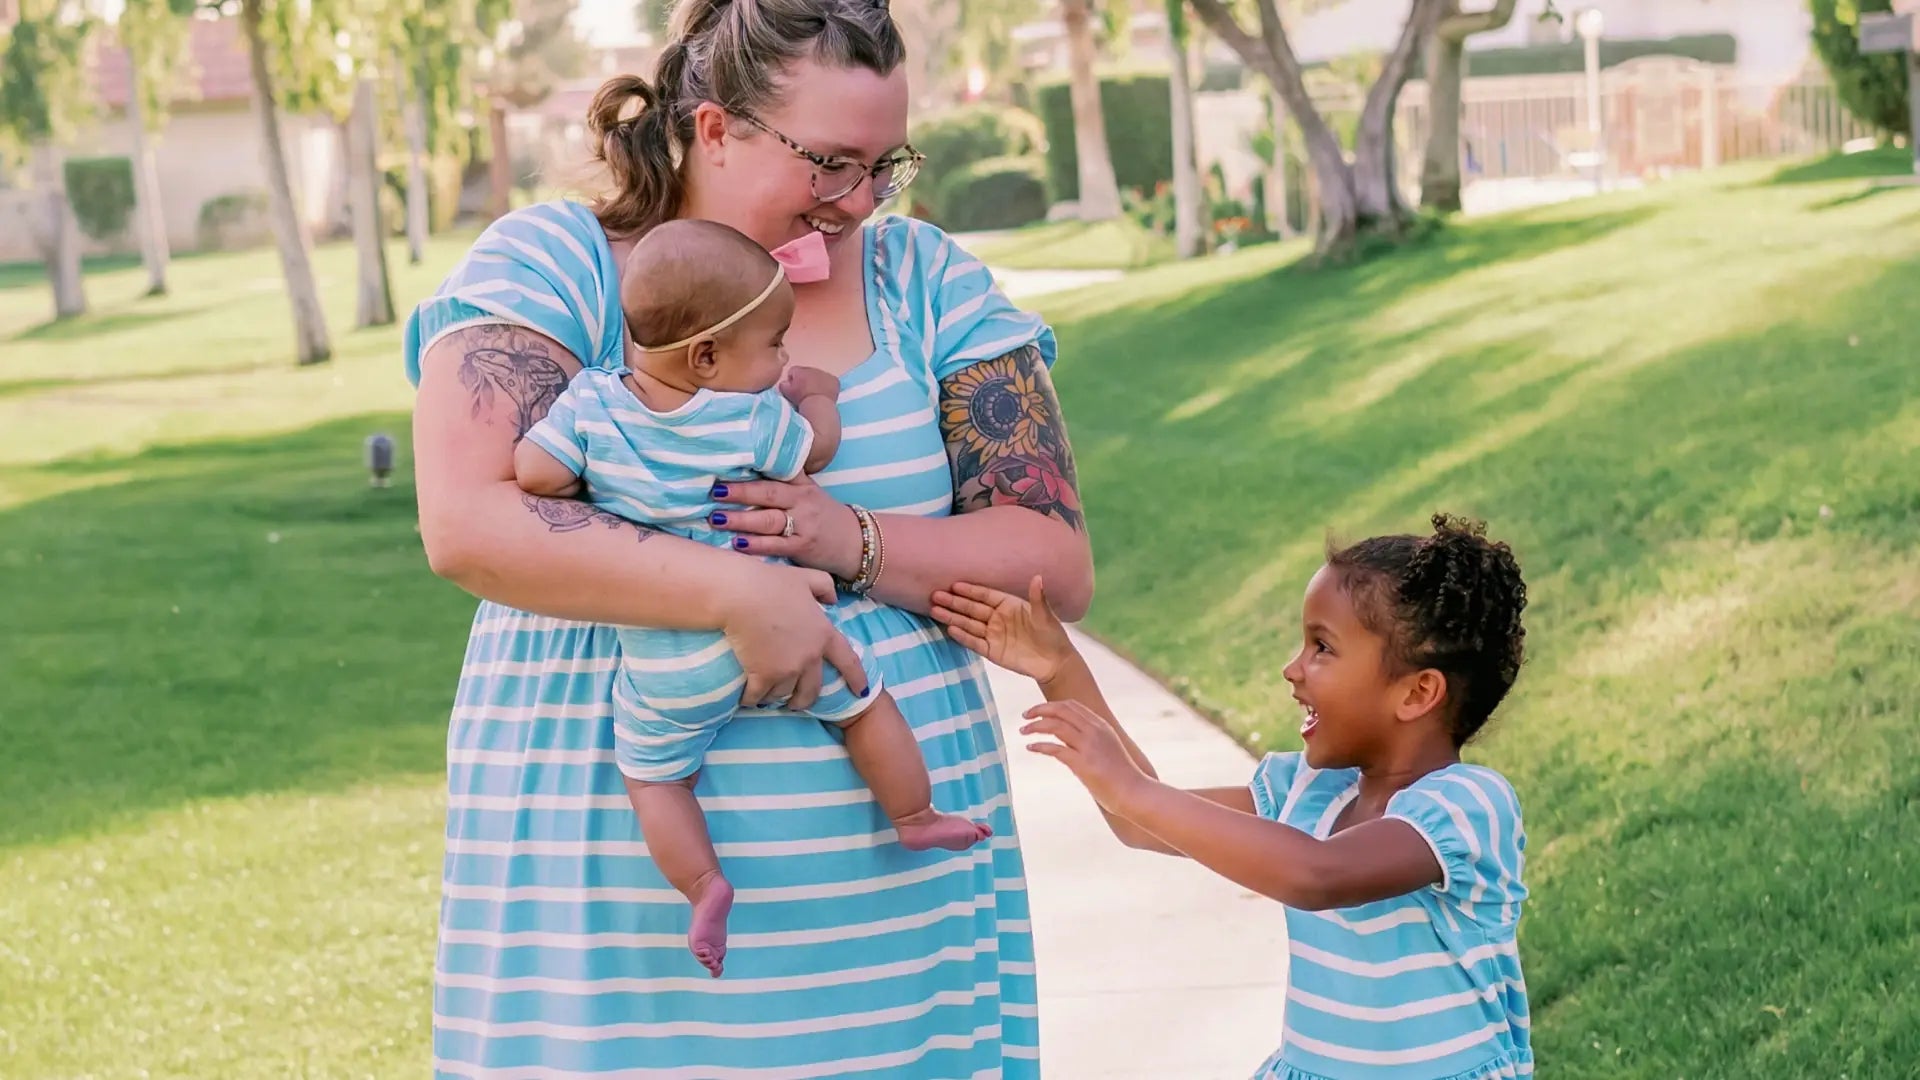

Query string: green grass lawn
[2,151,1917,1077]
[962,216,1178,269]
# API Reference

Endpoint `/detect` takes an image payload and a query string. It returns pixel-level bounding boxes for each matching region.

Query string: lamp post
[1576,7,1607,193]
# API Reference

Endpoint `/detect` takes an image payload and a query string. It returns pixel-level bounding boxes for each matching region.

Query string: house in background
[0,16,342,265]
[1288,0,1815,85]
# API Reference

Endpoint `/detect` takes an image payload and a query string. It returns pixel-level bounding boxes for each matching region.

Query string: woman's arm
[415,323,866,706]
[875,342,1092,618]
[714,343,1095,620]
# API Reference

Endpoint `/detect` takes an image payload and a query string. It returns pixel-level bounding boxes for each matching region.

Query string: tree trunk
[33,140,88,320]
[404,83,431,265]
[1061,0,1122,220]
[488,98,513,221]
[1419,23,1467,213]
[348,77,395,328]
[1351,0,1437,227]
[241,0,332,365]
[127,64,171,297]
[1189,0,1359,257]
[1419,0,1519,214]
[1264,81,1297,238]
[1168,31,1205,258]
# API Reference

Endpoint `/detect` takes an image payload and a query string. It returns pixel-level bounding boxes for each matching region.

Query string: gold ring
[781,512,796,537]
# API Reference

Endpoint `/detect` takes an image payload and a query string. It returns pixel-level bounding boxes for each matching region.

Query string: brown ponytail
[587,73,683,239]
[585,0,906,238]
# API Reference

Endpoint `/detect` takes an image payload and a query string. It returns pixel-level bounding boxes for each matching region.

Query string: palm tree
[1060,0,1122,220]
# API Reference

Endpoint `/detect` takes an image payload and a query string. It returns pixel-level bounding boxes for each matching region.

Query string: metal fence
[1392,57,1883,191]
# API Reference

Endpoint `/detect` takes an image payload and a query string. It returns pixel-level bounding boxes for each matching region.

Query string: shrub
[1034,70,1175,203]
[937,155,1050,232]
[196,191,271,252]
[1808,0,1910,137]
[909,105,1046,223]
[62,156,136,240]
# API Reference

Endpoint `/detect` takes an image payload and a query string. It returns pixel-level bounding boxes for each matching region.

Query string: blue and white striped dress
[404,201,1055,1077]
[522,372,879,784]
[1248,753,1532,1080]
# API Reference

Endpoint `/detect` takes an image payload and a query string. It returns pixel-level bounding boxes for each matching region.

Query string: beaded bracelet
[844,505,887,595]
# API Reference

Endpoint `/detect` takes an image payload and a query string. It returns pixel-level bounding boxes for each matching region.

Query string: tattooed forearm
[521,494,657,544]
[939,343,1085,532]
[455,325,570,439]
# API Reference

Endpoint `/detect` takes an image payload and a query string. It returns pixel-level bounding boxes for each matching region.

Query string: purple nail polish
[710,511,728,526]
[733,537,749,550]
[711,483,729,499]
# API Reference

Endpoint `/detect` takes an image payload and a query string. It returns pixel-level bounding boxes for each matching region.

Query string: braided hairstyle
[586,0,905,237]
[1326,514,1529,747]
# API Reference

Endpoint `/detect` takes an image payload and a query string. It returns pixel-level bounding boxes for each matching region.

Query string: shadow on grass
[0,253,147,291]
[1765,146,1913,186]
[1056,217,1920,1074]
[9,303,213,344]
[0,414,475,850]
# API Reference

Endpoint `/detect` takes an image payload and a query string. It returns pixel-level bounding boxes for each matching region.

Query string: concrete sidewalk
[985,629,1290,1079]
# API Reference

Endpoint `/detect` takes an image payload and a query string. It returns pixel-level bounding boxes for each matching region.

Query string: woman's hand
[930,576,1077,684]
[1020,700,1154,815]
[708,477,863,580]
[720,561,868,711]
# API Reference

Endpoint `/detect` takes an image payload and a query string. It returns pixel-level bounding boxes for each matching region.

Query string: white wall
[0,105,342,264]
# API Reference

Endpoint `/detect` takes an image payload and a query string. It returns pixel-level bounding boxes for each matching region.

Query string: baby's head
[623,219,794,393]
[1285,514,1528,769]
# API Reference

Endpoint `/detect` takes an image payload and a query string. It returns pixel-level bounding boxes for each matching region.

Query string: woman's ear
[1394,669,1448,724]
[690,101,732,166]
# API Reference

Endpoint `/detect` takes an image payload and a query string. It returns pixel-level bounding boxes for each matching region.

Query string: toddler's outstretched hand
[931,576,1076,684]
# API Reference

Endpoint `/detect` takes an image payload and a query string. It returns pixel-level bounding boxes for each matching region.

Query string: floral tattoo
[521,495,655,543]
[454,324,570,440]
[939,344,1084,531]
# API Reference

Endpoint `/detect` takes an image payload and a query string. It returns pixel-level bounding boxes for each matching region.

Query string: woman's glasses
[734,112,925,203]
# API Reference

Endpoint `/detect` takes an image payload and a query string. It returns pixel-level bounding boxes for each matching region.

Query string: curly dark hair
[1325,514,1529,746]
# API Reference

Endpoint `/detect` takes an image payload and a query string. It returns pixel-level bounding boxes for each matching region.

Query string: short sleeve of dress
[1248,752,1305,822]
[749,389,816,482]
[522,380,589,476]
[1384,766,1528,928]
[401,201,625,387]
[882,217,1058,383]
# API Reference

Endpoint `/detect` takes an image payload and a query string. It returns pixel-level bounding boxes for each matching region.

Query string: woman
[404,0,1092,1074]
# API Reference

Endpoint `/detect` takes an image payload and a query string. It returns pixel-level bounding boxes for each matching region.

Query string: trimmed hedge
[937,155,1050,232]
[909,105,1047,223]
[63,156,137,240]
[1034,70,1174,204]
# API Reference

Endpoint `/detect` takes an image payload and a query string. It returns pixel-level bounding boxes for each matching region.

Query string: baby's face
[702,283,795,394]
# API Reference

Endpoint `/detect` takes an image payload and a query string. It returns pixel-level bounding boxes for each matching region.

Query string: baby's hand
[780,364,840,404]
[931,576,1076,684]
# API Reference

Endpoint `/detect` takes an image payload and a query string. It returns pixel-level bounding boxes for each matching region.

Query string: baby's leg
[841,693,993,852]
[624,774,733,978]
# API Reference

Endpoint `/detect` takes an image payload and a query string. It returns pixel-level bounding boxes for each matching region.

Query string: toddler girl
[933,514,1532,1079]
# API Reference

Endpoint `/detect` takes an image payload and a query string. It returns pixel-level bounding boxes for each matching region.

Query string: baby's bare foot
[894,808,994,852]
[687,872,734,978]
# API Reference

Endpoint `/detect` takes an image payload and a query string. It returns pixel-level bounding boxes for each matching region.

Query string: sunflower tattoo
[939,344,1084,532]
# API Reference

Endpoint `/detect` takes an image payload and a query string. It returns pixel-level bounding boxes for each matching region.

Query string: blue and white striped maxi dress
[403,201,1056,1078]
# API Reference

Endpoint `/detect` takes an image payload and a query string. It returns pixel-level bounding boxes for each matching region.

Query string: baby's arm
[780,365,841,473]
[514,438,583,498]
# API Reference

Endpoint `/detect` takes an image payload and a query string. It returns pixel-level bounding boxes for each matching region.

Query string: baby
[514,219,992,979]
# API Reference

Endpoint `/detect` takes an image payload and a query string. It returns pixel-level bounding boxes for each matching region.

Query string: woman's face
[688,58,912,254]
